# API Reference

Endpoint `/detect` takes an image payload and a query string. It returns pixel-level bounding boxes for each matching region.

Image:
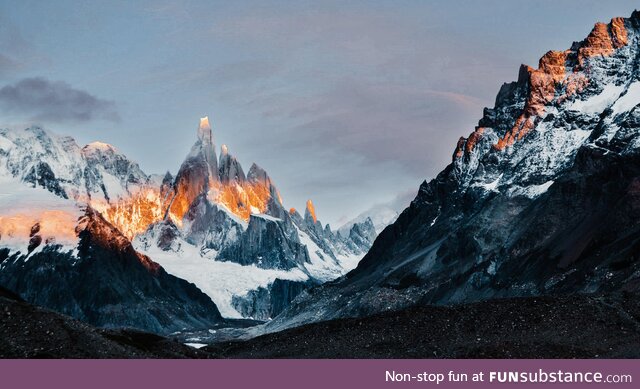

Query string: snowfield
[134,237,309,318]
[568,83,625,114]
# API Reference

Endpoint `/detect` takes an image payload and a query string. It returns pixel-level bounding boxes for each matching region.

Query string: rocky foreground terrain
[3,285,639,358]
[205,293,640,358]
[0,287,208,358]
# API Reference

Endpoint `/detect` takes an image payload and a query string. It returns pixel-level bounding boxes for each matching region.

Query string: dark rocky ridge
[265,12,640,331]
[0,208,224,335]
[231,279,318,320]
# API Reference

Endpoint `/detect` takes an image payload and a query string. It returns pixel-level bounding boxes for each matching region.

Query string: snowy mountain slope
[134,232,308,319]
[0,176,225,333]
[131,121,374,319]
[266,12,640,332]
[0,175,81,255]
[0,127,152,204]
[1,117,375,321]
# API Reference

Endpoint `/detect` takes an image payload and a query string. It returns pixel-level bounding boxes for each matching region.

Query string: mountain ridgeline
[266,11,640,331]
[3,11,640,346]
[0,114,377,331]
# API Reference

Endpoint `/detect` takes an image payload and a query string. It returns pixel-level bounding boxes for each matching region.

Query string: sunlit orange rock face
[96,178,280,239]
[465,127,485,153]
[91,119,286,239]
[494,50,568,151]
[0,210,79,247]
[306,199,317,223]
[491,17,629,151]
[454,127,485,161]
[166,175,214,226]
[100,189,166,239]
[96,176,282,239]
[578,18,628,63]
[213,180,274,221]
[610,17,629,47]
[454,137,466,159]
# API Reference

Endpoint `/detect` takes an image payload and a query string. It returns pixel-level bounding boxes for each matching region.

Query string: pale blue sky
[0,0,638,225]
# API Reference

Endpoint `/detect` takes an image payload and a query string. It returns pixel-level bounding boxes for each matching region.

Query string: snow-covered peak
[449,12,640,200]
[338,203,400,236]
[81,141,121,162]
[83,141,117,153]
[0,126,85,187]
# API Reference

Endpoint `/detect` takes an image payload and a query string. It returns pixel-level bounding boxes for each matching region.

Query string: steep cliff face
[267,12,640,331]
[165,117,220,225]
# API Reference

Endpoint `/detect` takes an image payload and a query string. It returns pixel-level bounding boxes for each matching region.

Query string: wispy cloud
[0,77,120,123]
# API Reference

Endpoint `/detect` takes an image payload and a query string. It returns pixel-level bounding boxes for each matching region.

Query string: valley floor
[2,287,639,358]
[206,293,640,358]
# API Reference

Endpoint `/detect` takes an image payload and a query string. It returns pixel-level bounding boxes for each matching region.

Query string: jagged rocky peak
[189,116,218,171]
[218,144,246,183]
[305,199,317,224]
[247,163,270,184]
[166,117,220,223]
[247,163,283,205]
[81,141,148,185]
[449,12,640,195]
[197,116,213,144]
[348,217,376,248]
[161,171,173,187]
[288,207,304,225]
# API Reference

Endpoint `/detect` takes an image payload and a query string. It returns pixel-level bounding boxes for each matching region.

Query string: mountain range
[0,116,376,332]
[2,11,640,356]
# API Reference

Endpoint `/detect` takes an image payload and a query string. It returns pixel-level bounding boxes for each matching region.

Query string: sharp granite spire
[198,116,213,144]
